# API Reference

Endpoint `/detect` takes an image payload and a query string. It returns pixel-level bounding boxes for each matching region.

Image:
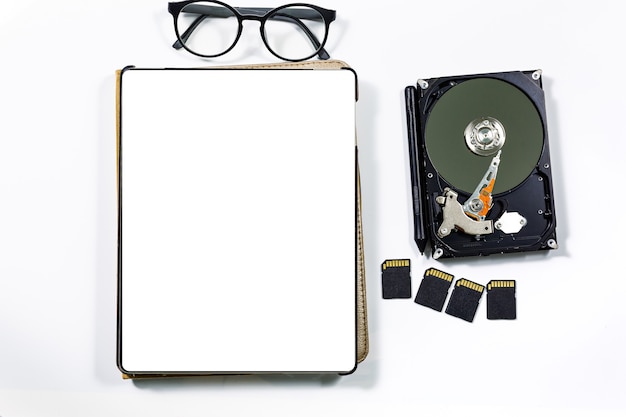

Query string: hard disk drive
[405,70,557,259]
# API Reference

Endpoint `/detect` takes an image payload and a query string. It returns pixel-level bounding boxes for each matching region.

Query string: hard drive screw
[544,163,550,169]
[538,210,544,215]
[427,173,434,178]
[418,79,429,89]
[495,222,502,230]
[532,70,542,80]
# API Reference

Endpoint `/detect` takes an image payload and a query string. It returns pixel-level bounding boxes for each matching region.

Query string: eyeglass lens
[176,1,327,61]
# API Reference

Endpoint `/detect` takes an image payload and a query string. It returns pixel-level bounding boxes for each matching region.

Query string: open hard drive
[405,70,557,259]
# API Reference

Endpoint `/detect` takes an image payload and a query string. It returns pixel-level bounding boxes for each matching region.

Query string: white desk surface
[1,0,624,415]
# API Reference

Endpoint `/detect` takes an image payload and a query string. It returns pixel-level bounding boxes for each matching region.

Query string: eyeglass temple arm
[172,5,331,60]
[172,14,208,49]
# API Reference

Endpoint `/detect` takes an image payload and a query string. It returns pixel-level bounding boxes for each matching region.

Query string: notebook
[116,61,365,376]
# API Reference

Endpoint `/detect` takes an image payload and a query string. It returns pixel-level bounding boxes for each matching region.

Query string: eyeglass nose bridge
[235,7,269,20]
[229,8,269,50]
[232,13,267,56]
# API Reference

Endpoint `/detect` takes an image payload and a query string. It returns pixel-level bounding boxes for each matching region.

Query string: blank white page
[118,68,356,374]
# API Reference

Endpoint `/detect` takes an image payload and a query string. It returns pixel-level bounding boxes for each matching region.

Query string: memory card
[487,280,516,320]
[414,268,454,311]
[381,259,411,299]
[445,278,484,322]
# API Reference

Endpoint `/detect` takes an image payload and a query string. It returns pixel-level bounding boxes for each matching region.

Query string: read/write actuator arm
[435,150,501,238]
[436,149,533,243]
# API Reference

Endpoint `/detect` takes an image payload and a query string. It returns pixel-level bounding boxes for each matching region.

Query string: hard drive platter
[405,70,557,259]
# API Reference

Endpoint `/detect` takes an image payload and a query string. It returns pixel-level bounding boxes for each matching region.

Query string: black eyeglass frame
[168,0,336,62]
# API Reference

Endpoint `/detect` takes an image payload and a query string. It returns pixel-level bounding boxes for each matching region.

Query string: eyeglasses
[168,1,336,62]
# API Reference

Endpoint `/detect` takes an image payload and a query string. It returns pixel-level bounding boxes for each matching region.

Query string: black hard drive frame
[405,70,557,259]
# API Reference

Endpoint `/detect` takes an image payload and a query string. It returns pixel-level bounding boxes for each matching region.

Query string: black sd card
[487,280,516,320]
[445,279,484,322]
[414,268,454,311]
[381,259,411,299]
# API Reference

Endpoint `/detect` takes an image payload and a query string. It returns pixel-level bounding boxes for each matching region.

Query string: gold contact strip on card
[382,260,410,270]
[426,268,453,282]
[457,279,484,293]
[487,280,515,291]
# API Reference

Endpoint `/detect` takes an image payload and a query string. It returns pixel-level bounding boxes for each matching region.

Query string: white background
[0,0,624,416]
